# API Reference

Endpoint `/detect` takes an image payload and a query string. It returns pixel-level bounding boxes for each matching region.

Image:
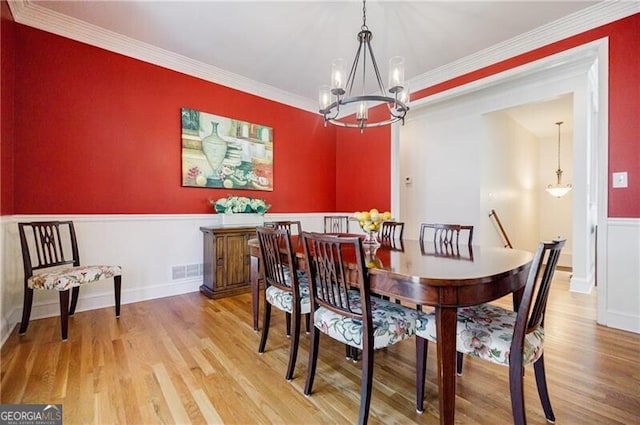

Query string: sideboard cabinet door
[200,226,255,299]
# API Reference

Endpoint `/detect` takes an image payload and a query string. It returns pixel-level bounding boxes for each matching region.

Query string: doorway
[391,40,606,313]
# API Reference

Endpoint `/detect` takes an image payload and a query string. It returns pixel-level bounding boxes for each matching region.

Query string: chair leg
[357,343,375,425]
[456,352,464,376]
[304,326,320,396]
[258,303,272,353]
[509,361,527,425]
[114,275,122,318]
[416,336,428,413]
[534,355,556,423]
[345,344,352,360]
[305,313,310,334]
[59,290,70,341]
[285,309,301,381]
[285,312,291,337]
[19,287,34,335]
[69,287,80,316]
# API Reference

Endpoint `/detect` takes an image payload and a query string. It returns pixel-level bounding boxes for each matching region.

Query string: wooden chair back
[518,239,565,337]
[419,223,474,245]
[264,220,302,235]
[380,221,404,240]
[323,216,350,233]
[301,232,371,325]
[19,221,80,279]
[256,226,299,294]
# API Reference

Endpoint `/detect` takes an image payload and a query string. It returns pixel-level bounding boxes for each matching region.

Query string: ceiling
[13,1,627,136]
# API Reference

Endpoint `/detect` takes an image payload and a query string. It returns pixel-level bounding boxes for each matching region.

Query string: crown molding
[8,1,639,114]
[408,1,640,93]
[7,0,318,113]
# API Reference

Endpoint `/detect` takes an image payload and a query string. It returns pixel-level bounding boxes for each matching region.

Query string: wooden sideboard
[199,225,257,299]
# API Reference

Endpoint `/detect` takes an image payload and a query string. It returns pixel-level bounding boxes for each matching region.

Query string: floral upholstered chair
[256,226,310,381]
[301,232,421,425]
[415,239,565,424]
[18,221,122,341]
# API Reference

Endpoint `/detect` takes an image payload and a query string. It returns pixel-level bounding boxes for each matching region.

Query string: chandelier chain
[556,121,563,171]
[362,0,367,30]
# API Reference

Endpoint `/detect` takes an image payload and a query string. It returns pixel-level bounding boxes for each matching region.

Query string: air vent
[172,263,203,281]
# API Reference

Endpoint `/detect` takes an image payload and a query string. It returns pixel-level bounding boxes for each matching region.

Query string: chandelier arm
[345,40,364,97]
[365,38,387,95]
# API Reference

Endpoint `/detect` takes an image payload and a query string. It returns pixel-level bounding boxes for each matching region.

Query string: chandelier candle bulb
[388,56,405,91]
[319,85,331,110]
[331,59,346,93]
[357,101,368,121]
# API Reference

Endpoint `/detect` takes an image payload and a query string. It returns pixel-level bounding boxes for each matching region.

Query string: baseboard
[604,310,640,334]
[570,274,594,294]
[0,308,20,347]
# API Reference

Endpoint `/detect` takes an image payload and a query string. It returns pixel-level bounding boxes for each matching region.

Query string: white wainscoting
[604,218,640,333]
[0,213,356,345]
[3,213,637,344]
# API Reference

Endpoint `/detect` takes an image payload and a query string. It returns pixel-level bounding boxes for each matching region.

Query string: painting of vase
[181,107,274,191]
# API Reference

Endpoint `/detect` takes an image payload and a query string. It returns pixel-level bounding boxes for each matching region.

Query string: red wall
[335,107,391,213]
[3,11,639,217]
[350,13,638,218]
[11,25,336,214]
[0,1,15,215]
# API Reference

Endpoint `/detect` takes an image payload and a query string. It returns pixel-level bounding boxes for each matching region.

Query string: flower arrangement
[211,196,271,215]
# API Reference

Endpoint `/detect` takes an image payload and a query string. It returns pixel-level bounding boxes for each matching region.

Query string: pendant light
[545,121,572,197]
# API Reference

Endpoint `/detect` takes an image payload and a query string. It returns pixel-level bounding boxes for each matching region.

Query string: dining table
[248,235,533,425]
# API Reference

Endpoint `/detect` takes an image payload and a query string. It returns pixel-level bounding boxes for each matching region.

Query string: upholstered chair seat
[28,265,122,291]
[314,289,418,350]
[416,303,545,367]
[265,269,310,314]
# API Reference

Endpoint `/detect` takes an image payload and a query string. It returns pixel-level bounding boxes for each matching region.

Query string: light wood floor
[2,271,639,424]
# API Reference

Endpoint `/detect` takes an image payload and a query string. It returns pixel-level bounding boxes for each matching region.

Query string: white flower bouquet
[211,196,271,215]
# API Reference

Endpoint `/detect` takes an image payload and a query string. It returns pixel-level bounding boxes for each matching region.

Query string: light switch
[612,172,628,188]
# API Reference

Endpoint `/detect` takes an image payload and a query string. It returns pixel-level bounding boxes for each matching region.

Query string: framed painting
[181,107,273,191]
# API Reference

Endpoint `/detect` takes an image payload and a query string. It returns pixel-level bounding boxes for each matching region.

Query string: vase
[364,245,383,268]
[202,121,227,171]
[363,229,380,247]
[220,213,264,226]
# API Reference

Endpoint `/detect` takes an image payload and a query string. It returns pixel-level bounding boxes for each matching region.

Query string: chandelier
[318,0,409,132]
[545,121,572,198]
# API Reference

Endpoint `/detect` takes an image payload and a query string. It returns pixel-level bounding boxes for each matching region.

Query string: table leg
[250,255,260,331]
[436,305,458,425]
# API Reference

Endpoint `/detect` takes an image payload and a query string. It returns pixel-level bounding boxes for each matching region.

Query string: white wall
[481,113,541,252]
[399,108,482,240]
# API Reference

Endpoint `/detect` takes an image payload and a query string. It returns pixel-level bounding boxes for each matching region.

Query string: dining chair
[415,239,565,425]
[301,231,420,425]
[419,223,474,245]
[380,221,404,240]
[264,220,302,235]
[256,226,310,380]
[324,215,350,233]
[18,221,122,341]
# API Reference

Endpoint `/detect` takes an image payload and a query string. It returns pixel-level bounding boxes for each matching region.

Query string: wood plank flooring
[2,271,639,424]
